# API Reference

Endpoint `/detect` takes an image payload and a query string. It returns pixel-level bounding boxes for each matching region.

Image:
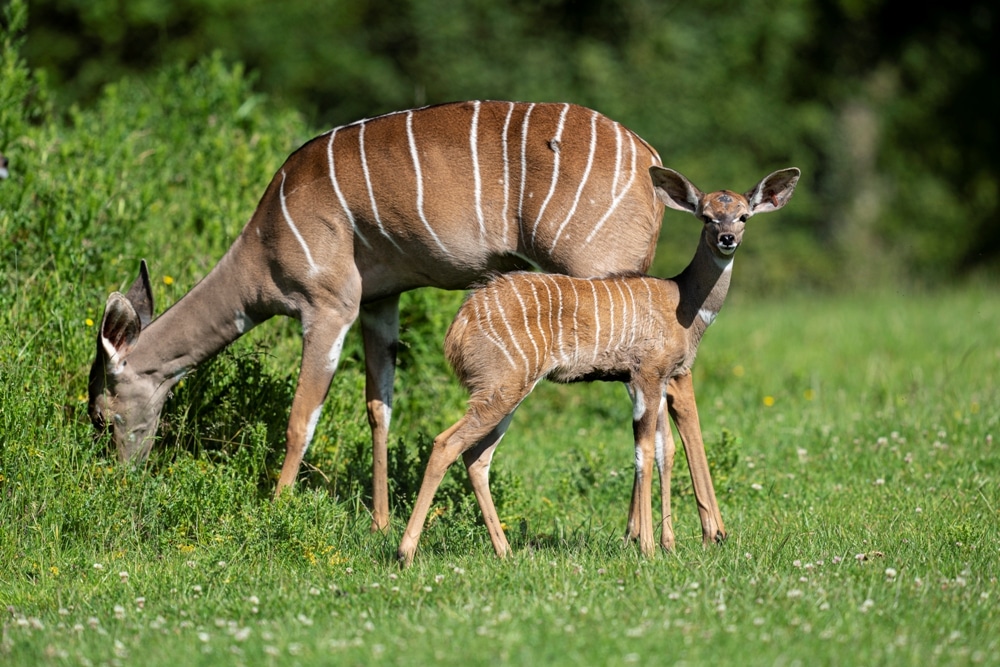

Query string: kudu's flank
[89,101,666,529]
[397,166,800,566]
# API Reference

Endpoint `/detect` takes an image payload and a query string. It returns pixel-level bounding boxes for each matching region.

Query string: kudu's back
[269,101,664,296]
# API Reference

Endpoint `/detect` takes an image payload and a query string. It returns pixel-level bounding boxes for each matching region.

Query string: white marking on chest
[699,308,718,326]
[406,111,449,255]
[279,170,318,274]
[234,310,255,335]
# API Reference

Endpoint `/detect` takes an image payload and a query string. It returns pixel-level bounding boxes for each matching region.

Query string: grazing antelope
[396,166,800,566]
[89,101,668,530]
[0,152,8,179]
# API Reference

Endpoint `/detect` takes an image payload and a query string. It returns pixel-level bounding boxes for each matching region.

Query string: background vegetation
[11,0,1000,290]
[1,0,998,664]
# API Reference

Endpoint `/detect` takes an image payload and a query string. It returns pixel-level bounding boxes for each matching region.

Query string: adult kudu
[89,100,667,531]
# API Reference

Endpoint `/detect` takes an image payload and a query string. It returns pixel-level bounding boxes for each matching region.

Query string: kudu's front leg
[276,308,356,495]
[361,295,401,532]
[666,373,726,544]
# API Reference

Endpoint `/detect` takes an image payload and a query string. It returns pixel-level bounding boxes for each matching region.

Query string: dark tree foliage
[13,0,1000,288]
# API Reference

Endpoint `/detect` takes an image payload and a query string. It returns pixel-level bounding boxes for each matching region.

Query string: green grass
[2,286,997,666]
[2,32,998,665]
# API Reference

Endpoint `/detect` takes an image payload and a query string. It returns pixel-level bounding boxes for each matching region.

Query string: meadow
[2,46,999,666]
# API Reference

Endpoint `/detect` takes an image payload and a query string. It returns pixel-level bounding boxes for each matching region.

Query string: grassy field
[2,279,997,666]
[2,40,998,666]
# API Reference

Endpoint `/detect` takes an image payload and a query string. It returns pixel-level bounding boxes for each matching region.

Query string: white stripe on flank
[531,103,570,249]
[358,122,401,250]
[602,280,616,352]
[509,280,540,376]
[474,299,518,370]
[642,278,655,322]
[470,101,486,239]
[538,273,556,357]
[501,102,515,245]
[622,281,639,348]
[550,109,599,253]
[566,277,580,364]
[529,280,548,368]
[589,281,601,363]
[326,129,371,249]
[491,289,530,383]
[518,103,536,236]
[542,275,566,365]
[613,281,631,348]
[584,126,639,244]
[406,111,450,255]
[279,170,318,274]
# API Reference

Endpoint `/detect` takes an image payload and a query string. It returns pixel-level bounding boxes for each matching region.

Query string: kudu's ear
[745,168,800,214]
[124,259,155,330]
[98,292,142,374]
[97,261,153,373]
[649,166,704,214]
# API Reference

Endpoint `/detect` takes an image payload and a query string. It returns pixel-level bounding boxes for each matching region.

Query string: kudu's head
[88,260,164,462]
[649,166,801,259]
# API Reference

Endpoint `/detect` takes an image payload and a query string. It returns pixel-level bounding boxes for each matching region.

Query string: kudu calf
[397,166,800,566]
[89,101,666,530]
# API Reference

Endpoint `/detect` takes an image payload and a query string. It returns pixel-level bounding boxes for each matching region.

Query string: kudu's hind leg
[398,393,521,566]
[361,295,401,532]
[462,413,516,558]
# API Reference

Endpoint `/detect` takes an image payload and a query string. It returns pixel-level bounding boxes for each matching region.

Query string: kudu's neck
[672,232,734,331]
[129,236,263,383]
